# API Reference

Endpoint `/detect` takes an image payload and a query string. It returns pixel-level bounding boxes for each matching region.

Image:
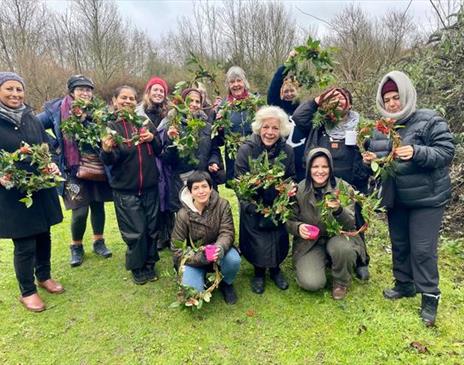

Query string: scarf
[0,101,26,125]
[227,89,249,103]
[60,95,81,168]
[325,111,359,139]
[376,70,417,122]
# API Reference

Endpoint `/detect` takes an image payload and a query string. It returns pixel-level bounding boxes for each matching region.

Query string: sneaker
[93,239,112,258]
[383,281,416,300]
[70,244,84,267]
[131,269,148,285]
[220,282,238,304]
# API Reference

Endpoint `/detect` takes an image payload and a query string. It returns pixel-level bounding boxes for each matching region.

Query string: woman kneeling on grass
[286,148,367,300]
[171,171,240,304]
[100,86,162,285]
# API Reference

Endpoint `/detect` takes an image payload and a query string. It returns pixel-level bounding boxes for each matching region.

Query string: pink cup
[304,224,320,240]
[204,244,217,262]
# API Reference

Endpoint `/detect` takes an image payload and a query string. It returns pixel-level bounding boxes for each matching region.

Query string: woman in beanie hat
[37,75,113,268]
[158,87,221,213]
[0,72,64,312]
[136,76,172,250]
[363,70,455,326]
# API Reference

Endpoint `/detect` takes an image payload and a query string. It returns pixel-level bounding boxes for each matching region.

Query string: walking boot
[144,264,158,282]
[70,244,84,267]
[420,293,440,327]
[93,239,112,258]
[270,271,289,290]
[220,281,238,304]
[355,265,370,281]
[251,276,265,294]
[131,269,148,285]
[383,281,416,300]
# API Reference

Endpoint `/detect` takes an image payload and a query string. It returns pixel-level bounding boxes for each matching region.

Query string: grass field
[1,186,463,364]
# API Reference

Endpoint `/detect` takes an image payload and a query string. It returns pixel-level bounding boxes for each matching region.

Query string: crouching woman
[286,148,366,300]
[171,171,241,304]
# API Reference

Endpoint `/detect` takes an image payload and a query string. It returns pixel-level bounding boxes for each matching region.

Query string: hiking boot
[220,281,238,304]
[332,283,348,300]
[270,271,289,290]
[132,269,148,285]
[70,244,84,267]
[355,265,370,281]
[420,293,440,327]
[383,281,416,300]
[144,264,158,282]
[93,239,112,258]
[251,276,265,294]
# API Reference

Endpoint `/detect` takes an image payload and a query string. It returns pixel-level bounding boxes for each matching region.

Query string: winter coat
[0,106,63,239]
[171,187,235,269]
[158,113,222,212]
[292,99,370,192]
[286,148,365,263]
[267,65,300,115]
[368,109,454,208]
[100,118,161,194]
[234,134,295,268]
[135,103,166,128]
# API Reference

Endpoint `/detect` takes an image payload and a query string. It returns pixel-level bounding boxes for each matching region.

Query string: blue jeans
[182,248,241,292]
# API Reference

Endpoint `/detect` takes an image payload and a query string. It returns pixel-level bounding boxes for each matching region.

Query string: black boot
[355,265,370,281]
[220,281,238,304]
[270,271,289,290]
[144,264,158,282]
[383,281,416,300]
[70,244,84,267]
[420,293,440,327]
[131,269,148,285]
[251,276,265,294]
[93,239,112,258]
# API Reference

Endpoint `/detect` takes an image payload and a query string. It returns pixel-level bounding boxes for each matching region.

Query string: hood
[376,70,416,122]
[304,147,336,191]
[179,185,219,214]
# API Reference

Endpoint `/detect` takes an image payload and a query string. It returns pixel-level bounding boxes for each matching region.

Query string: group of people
[0,57,454,327]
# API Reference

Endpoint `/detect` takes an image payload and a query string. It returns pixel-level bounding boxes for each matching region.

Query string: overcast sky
[48,0,437,39]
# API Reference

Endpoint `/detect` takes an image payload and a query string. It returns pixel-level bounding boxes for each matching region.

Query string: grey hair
[225,66,250,90]
[251,105,292,138]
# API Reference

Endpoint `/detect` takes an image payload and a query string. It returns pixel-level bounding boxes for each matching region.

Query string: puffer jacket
[286,148,362,263]
[171,187,235,269]
[368,109,454,208]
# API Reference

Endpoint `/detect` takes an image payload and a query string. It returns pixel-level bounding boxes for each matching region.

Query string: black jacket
[234,134,295,267]
[100,118,161,194]
[368,109,455,208]
[292,99,370,192]
[267,65,300,115]
[0,107,63,239]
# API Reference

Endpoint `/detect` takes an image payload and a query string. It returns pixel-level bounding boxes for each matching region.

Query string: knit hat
[0,72,25,89]
[67,75,94,93]
[181,87,203,104]
[145,76,168,95]
[381,79,398,97]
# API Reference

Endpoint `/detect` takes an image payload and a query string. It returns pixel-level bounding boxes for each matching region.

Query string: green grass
[1,186,463,364]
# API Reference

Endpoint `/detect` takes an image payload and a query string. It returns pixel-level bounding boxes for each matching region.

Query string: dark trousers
[12,231,52,297]
[387,204,445,294]
[71,201,106,241]
[113,189,160,271]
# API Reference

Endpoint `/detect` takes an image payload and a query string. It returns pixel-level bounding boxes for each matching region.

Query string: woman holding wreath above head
[100,86,162,285]
[0,72,64,312]
[292,86,371,281]
[286,148,367,300]
[234,105,295,294]
[171,171,240,304]
[37,75,113,268]
[158,87,222,213]
[362,71,454,326]
[136,76,172,251]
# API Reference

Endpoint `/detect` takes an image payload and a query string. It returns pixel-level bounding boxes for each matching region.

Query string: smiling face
[310,155,330,187]
[71,86,93,101]
[148,84,165,104]
[228,78,246,98]
[280,85,298,102]
[190,180,212,206]
[0,80,25,109]
[260,117,281,147]
[112,88,137,111]
[187,91,202,113]
[383,91,402,113]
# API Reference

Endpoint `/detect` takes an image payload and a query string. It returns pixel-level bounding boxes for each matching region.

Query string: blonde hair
[251,105,292,138]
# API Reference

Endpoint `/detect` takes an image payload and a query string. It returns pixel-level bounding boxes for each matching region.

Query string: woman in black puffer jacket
[363,70,455,327]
